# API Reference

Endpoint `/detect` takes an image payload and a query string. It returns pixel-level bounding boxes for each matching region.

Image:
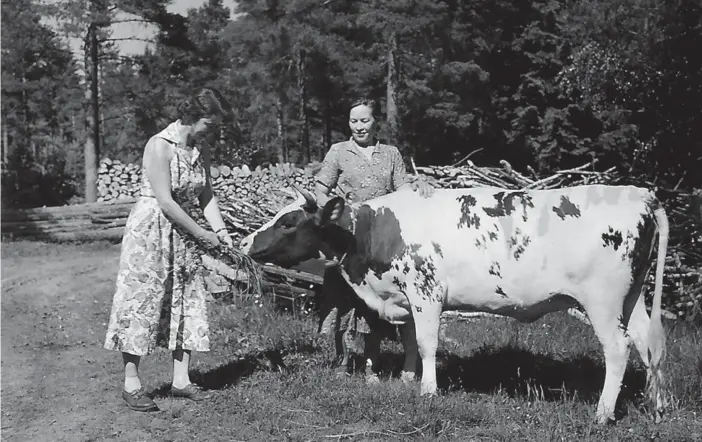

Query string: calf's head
[241,189,350,268]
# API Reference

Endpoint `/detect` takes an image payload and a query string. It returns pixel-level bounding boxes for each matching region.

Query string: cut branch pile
[654,189,702,320]
[209,162,319,240]
[415,159,618,190]
[5,156,698,320]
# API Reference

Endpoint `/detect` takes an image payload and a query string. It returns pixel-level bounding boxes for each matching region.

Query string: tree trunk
[386,32,400,149]
[21,76,33,161]
[1,119,8,166]
[322,96,332,161]
[275,92,286,164]
[298,49,310,164]
[84,23,100,203]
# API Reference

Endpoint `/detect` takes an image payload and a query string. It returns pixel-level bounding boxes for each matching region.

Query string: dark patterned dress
[104,121,212,356]
[316,138,411,342]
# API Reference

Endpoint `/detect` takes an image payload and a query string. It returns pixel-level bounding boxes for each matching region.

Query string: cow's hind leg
[582,300,632,424]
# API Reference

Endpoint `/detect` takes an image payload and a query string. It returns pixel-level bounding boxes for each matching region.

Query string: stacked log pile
[1,200,134,241]
[97,158,142,202]
[208,162,319,237]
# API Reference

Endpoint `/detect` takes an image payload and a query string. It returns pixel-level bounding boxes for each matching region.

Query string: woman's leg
[123,352,142,392]
[121,352,158,411]
[170,348,212,400]
[172,348,191,389]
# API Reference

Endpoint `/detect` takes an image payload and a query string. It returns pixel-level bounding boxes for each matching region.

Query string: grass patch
[1,240,701,441]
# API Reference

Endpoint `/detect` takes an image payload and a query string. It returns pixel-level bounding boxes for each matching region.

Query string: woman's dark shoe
[122,387,159,412]
[170,383,212,401]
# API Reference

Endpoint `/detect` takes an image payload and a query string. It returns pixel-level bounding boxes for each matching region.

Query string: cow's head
[240,189,352,267]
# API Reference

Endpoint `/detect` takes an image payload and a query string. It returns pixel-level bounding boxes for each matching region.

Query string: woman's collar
[349,137,379,149]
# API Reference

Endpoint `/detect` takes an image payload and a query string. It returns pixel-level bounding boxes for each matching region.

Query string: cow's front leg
[363,331,381,384]
[398,322,418,384]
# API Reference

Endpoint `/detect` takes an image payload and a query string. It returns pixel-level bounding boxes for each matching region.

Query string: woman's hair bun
[177,87,233,125]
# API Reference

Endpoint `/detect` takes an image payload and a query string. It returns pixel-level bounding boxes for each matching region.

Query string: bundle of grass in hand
[201,243,264,297]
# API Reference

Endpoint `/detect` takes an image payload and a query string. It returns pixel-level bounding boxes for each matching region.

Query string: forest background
[2,0,701,208]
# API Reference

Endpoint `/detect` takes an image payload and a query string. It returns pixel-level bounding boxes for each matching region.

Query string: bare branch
[99,114,129,124]
[97,53,133,60]
[109,18,157,25]
[102,37,155,44]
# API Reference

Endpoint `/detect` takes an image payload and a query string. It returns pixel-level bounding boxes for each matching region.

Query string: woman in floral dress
[104,87,235,412]
[315,97,434,380]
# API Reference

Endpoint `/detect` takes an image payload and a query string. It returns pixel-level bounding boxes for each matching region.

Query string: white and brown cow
[241,184,669,424]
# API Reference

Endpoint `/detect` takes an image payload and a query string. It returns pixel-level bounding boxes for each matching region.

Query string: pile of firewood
[211,162,319,239]
[90,156,699,319]
[97,159,142,202]
[1,200,134,241]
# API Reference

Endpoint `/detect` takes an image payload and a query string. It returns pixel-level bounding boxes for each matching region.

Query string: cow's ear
[317,197,345,226]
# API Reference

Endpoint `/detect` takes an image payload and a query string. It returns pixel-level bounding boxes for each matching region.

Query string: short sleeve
[316,143,341,190]
[390,146,412,190]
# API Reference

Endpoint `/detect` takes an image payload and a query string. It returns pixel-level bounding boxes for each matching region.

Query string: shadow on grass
[366,344,647,419]
[149,342,322,398]
[441,345,645,401]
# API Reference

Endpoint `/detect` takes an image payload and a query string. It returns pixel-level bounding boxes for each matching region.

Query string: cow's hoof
[419,387,438,396]
[334,366,350,378]
[400,371,415,384]
[594,414,616,426]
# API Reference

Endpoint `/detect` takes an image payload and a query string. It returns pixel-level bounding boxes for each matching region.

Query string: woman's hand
[216,229,234,248]
[410,177,435,198]
[198,229,221,250]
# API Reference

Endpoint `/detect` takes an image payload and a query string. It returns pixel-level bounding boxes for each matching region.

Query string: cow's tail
[648,205,668,368]
[646,203,669,419]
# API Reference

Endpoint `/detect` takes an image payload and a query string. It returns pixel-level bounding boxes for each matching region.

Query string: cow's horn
[291,183,317,211]
[300,189,318,211]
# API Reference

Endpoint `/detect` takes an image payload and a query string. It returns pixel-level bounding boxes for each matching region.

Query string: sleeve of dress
[391,146,412,190]
[316,144,341,190]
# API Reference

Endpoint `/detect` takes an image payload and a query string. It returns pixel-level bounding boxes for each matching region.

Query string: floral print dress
[104,121,212,356]
[316,138,411,341]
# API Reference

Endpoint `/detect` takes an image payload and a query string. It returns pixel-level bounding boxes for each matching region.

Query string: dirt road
[1,242,198,441]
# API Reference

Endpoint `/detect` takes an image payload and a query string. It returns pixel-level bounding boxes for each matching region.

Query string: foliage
[3,0,701,189]
[1,0,83,207]
[1,149,78,209]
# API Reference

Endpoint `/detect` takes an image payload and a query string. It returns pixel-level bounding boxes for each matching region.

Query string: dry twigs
[27,156,700,319]
[323,423,433,439]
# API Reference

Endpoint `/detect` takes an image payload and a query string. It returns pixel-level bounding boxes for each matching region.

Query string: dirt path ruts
[1,242,135,441]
